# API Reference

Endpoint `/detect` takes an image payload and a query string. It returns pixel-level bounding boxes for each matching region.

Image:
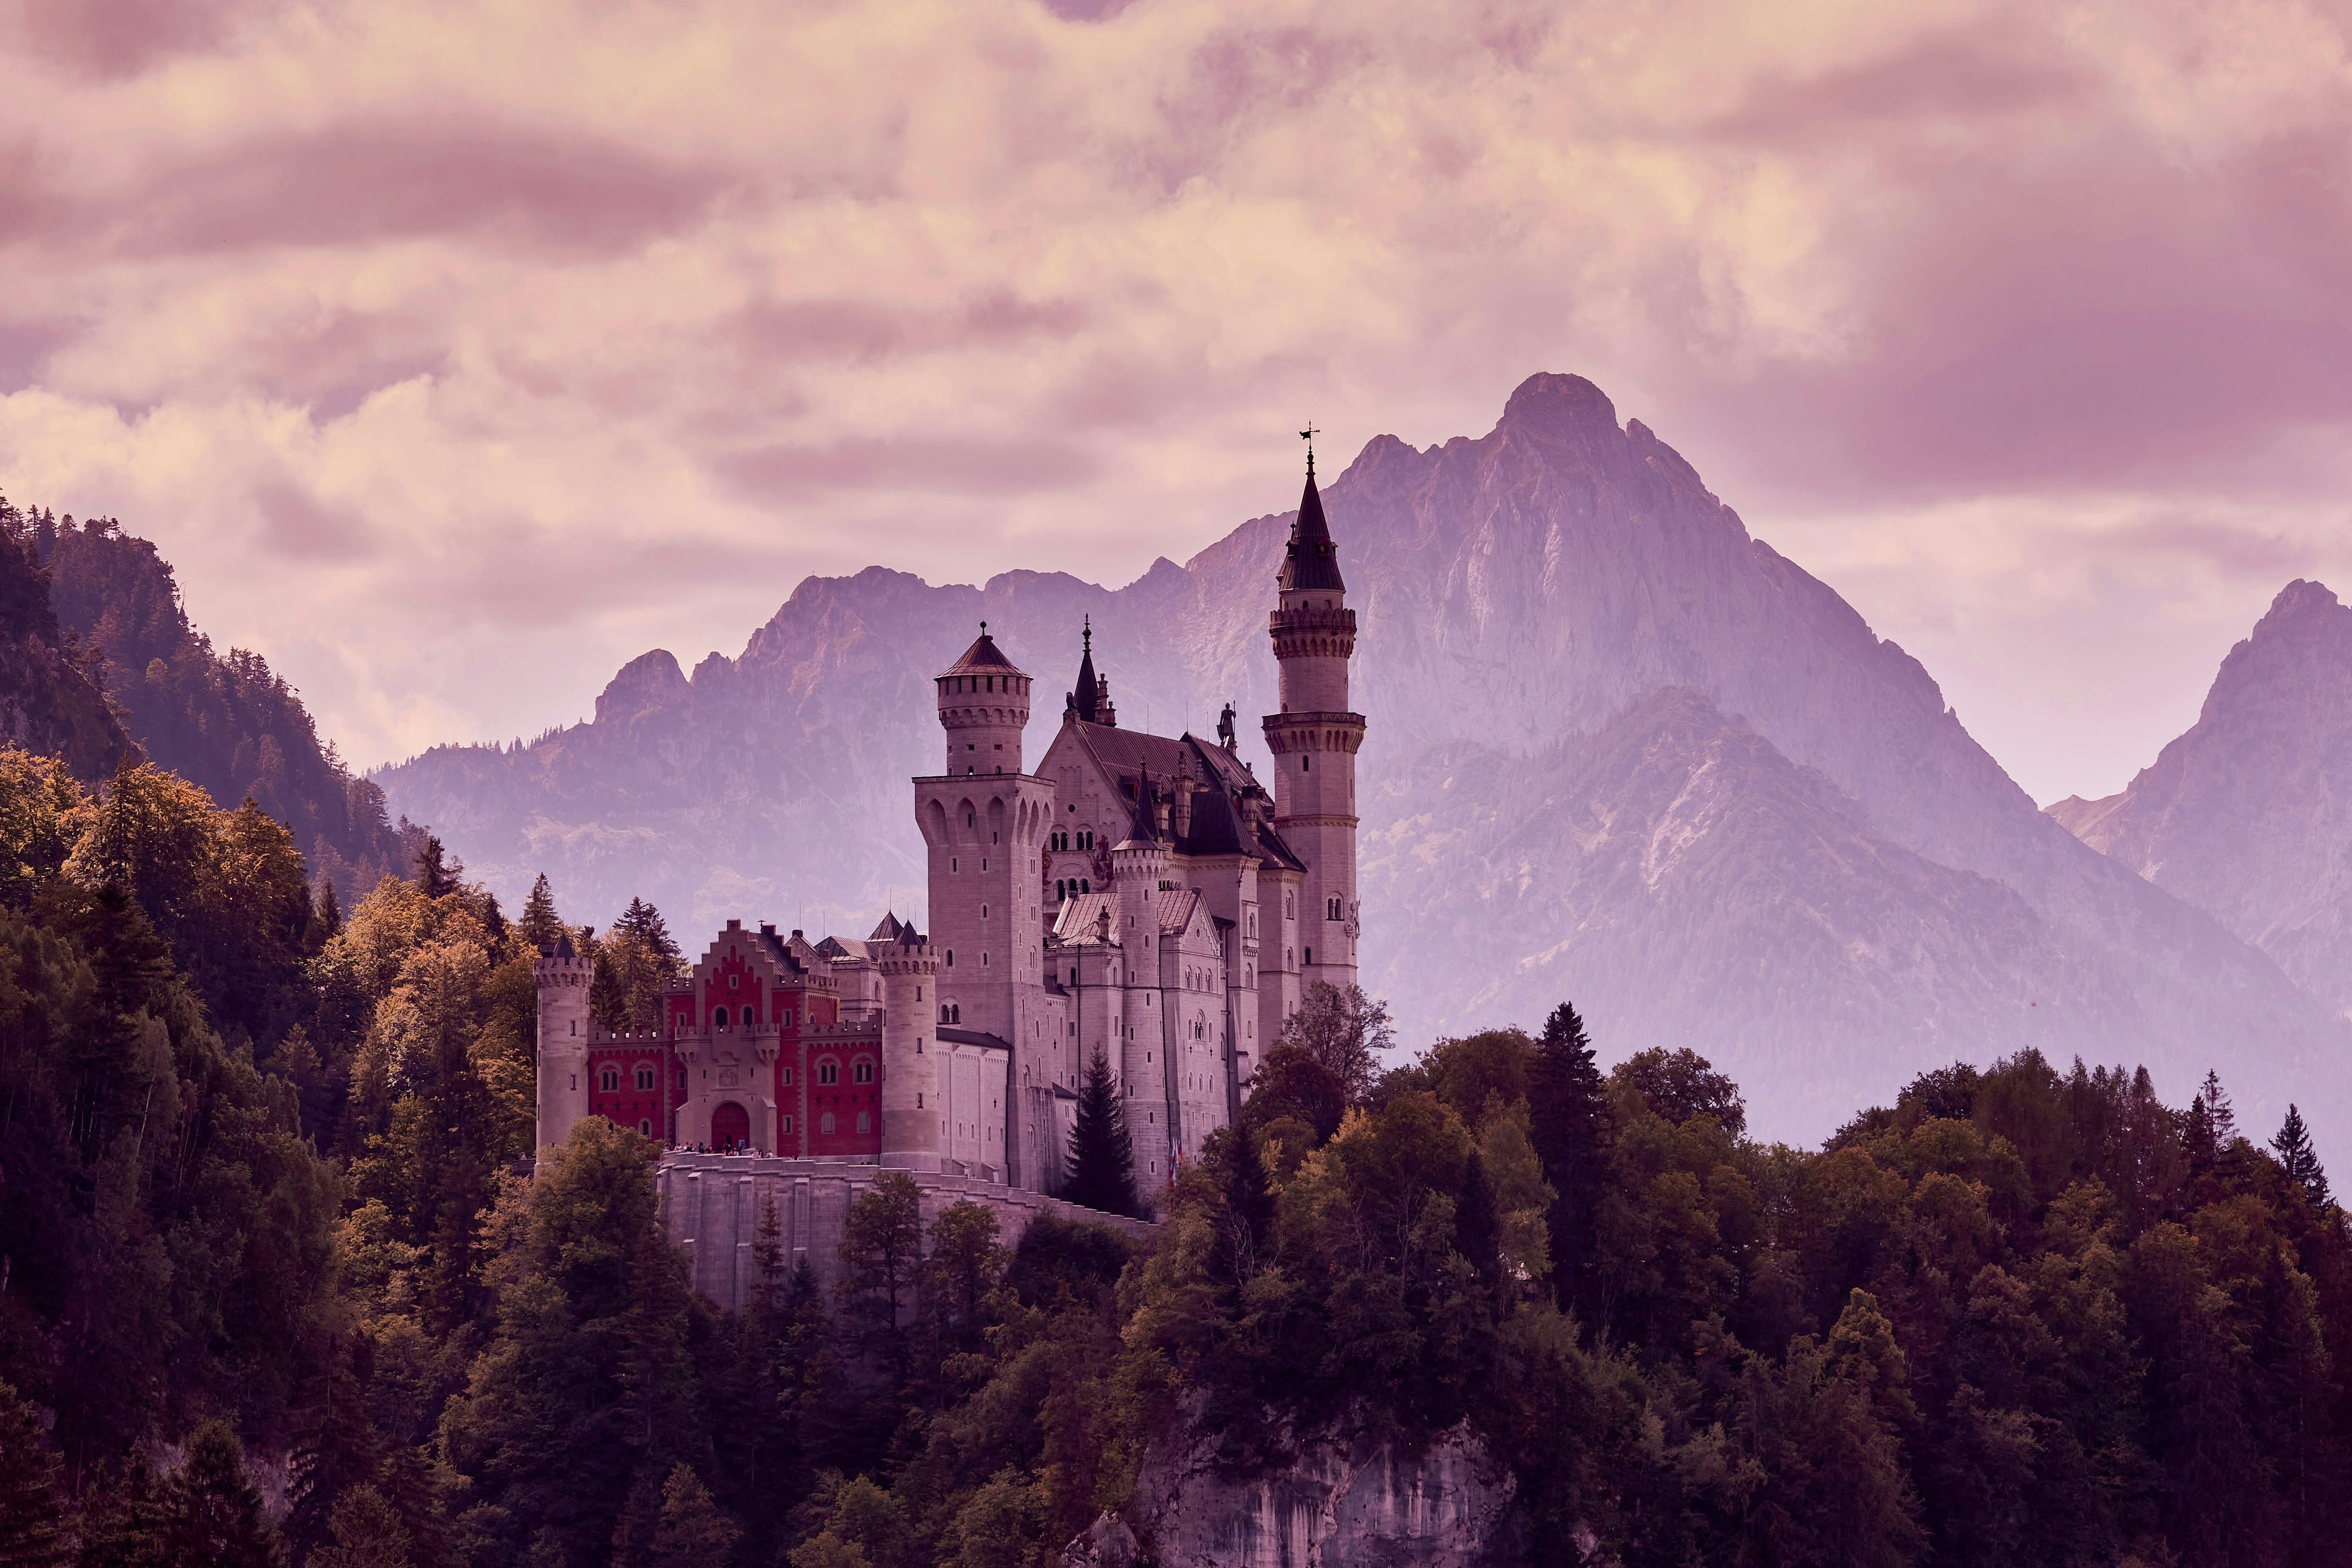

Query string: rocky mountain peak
[1494,371,1620,440]
[596,649,690,724]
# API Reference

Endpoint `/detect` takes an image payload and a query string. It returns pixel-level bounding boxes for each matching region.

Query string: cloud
[0,0,2346,794]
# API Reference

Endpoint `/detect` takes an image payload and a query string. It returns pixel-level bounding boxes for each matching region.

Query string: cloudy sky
[1,0,2346,803]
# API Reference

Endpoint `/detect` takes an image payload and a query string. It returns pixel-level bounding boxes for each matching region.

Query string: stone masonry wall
[657,1152,1155,1311]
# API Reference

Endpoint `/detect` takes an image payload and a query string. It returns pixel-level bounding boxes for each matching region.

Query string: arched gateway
[710,1101,750,1150]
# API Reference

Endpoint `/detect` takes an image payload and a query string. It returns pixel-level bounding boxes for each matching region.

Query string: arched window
[939,1004,952,1023]
[856,1110,871,1133]
[1080,879,1090,894]
[599,1067,619,1092]
[821,1112,836,1134]
[634,1066,654,1090]
[638,1118,652,1136]
[853,1059,874,1084]
[818,1059,839,1085]
[715,1006,730,1028]
[950,1004,961,1023]
[782,1115,794,1134]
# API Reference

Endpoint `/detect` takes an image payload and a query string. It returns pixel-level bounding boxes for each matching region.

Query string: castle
[533,456,1361,1194]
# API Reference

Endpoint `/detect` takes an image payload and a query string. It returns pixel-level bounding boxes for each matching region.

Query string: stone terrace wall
[657,1152,1156,1311]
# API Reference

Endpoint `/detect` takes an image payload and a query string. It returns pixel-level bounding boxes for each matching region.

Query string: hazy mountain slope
[375,373,2344,1133]
[1363,688,2144,1136]
[18,507,407,902]
[2051,580,2352,1015]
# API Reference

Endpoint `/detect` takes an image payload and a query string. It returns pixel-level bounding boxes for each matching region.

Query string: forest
[0,719,2346,1568]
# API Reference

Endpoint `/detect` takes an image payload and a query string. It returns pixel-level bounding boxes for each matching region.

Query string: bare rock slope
[2051,579,2352,1015]
[377,374,2345,1140]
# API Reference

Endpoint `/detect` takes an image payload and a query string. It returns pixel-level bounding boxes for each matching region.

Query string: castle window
[940,1004,952,1023]
[853,1059,874,1084]
[981,903,988,919]
[782,1067,794,1086]
[821,1112,836,1134]
[783,1115,794,1133]
[1081,879,1089,894]
[677,1068,688,1089]
[1305,946,1313,965]
[639,1118,652,1136]
[857,1110,872,1133]
[1303,755,1311,772]
[818,1060,839,1085]
[635,1066,655,1091]
[782,1010,793,1027]
[729,974,739,989]
[600,1067,619,1092]
[714,1007,729,1028]
[1328,897,1341,920]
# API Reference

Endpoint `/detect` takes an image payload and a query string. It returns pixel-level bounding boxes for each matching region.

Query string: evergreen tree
[517,874,562,953]
[413,836,457,900]
[649,1464,740,1568]
[0,1377,66,1568]
[74,1449,168,1568]
[315,876,344,941]
[161,1421,287,1568]
[309,1485,413,1568]
[2198,1068,2239,1144]
[1064,1047,1139,1217]
[2272,1103,2331,1208]
[615,896,680,965]
[1528,1001,1611,1313]
[838,1172,926,1371]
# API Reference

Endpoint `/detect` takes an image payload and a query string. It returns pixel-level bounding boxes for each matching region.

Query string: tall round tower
[1261,450,1364,1000]
[936,624,1032,775]
[533,934,594,1152]
[876,931,942,1170]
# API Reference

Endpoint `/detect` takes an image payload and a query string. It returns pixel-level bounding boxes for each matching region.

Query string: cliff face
[0,526,131,779]
[1060,1399,1523,1568]
[375,374,2345,1141]
[2049,579,2352,1015]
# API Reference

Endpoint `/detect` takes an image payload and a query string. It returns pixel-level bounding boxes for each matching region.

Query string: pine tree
[1065,1047,1139,1217]
[518,874,563,953]
[2271,1104,2331,1208]
[2199,1069,2239,1144]
[0,1377,67,1568]
[616,896,680,965]
[162,1421,288,1568]
[309,1485,413,1568]
[413,836,457,900]
[74,1449,169,1568]
[315,876,344,942]
[649,1464,741,1568]
[1528,1001,1612,1314]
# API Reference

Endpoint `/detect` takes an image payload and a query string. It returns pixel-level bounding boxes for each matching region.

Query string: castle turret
[877,930,943,1169]
[534,934,594,1151]
[1262,449,1363,1000]
[937,623,1031,775]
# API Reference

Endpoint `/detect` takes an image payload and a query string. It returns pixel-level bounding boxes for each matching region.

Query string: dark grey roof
[937,1026,1013,1053]
[1068,620,1100,723]
[1278,468,1345,593]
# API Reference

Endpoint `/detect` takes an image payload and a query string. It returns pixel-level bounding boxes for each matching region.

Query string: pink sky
[1,0,2346,802]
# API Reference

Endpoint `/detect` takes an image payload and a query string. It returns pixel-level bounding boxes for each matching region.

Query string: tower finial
[1082,613,1091,654]
[980,619,988,637]
[1300,421,1320,478]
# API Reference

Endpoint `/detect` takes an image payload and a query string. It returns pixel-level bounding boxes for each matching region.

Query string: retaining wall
[656,1152,1156,1311]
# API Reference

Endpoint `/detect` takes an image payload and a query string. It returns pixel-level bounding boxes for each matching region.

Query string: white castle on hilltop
[534,454,1361,1192]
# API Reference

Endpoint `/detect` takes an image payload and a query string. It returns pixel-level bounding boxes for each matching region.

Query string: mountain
[1364,688,2144,1134]
[0,497,131,778]
[374,374,2346,1142]
[2051,579,2352,1017]
[1,499,408,901]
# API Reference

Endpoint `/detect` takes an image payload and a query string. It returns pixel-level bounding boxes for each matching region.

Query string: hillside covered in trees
[0,493,407,903]
[0,737,2348,1567]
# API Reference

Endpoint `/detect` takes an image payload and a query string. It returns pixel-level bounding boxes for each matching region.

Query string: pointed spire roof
[1116,765,1161,847]
[1068,616,1099,723]
[1278,458,1345,593]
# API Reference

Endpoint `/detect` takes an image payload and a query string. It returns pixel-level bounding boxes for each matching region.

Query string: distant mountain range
[374,374,2351,1142]
[2051,579,2352,1018]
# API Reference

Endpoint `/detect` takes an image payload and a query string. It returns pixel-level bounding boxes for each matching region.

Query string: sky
[0,0,2347,805]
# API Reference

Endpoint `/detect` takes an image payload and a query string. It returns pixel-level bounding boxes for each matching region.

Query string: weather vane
[1301,421,1320,476]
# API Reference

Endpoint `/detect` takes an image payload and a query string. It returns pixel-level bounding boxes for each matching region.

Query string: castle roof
[1155,887,1203,935]
[1064,718,1305,870]
[1051,892,1120,946]
[942,625,1025,677]
[1067,619,1101,723]
[1277,464,1345,594]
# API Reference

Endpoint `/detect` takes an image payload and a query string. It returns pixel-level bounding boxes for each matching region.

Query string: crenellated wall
[655,1152,1153,1311]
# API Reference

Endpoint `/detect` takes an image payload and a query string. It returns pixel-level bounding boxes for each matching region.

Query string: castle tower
[533,934,594,1151]
[916,625,1054,1050]
[1261,449,1363,1000]
[937,622,1031,775]
[876,933,942,1169]
[1110,769,1168,1139]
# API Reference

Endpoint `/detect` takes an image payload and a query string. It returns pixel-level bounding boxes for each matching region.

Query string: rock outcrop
[1060,1399,1522,1568]
[2050,579,2352,1015]
[374,373,2347,1142]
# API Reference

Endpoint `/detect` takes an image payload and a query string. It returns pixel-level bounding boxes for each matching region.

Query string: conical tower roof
[1068,616,1099,722]
[1278,459,1345,593]
[941,622,1025,677]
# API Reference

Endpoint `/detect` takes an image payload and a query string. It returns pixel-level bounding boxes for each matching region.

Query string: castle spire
[1068,614,1100,723]
[1279,448,1345,594]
